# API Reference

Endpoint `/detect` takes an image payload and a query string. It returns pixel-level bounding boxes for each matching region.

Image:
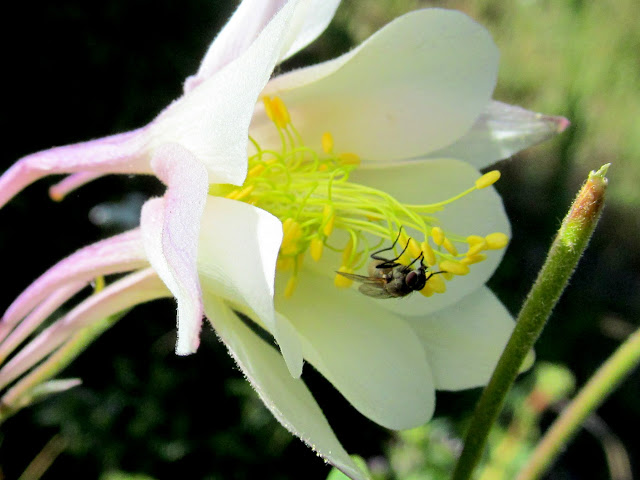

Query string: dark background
[2,1,639,479]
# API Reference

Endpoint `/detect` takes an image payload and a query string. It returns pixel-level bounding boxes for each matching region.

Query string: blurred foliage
[2,0,640,479]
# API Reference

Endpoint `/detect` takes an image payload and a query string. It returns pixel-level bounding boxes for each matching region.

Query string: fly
[336,230,442,299]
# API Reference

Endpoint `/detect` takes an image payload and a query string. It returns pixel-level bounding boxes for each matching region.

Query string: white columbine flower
[0,2,567,479]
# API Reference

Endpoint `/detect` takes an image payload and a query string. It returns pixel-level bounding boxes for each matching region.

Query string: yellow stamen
[475,170,501,189]
[277,256,295,271]
[284,276,297,298]
[420,284,435,297]
[338,152,361,166]
[442,238,458,256]
[310,237,324,262]
[248,163,266,178]
[431,227,445,246]
[439,260,470,276]
[427,274,447,293]
[421,241,437,267]
[335,266,354,288]
[321,132,334,154]
[466,235,487,255]
[322,205,335,237]
[485,232,509,250]
[232,185,254,201]
[341,237,354,266]
[461,253,487,265]
[408,238,422,259]
[271,96,290,128]
[281,218,303,255]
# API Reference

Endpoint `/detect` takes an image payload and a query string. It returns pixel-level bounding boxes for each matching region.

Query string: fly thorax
[210,96,509,299]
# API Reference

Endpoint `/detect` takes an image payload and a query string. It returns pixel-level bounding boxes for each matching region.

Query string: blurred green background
[2,0,639,479]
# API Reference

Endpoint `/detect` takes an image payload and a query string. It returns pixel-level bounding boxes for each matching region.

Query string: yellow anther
[461,253,487,265]
[310,237,324,262]
[439,260,470,276]
[426,274,447,293]
[442,272,454,281]
[338,152,361,166]
[335,266,354,288]
[248,163,266,178]
[322,205,335,237]
[341,238,354,266]
[233,185,255,201]
[321,132,334,154]
[284,276,298,298]
[466,235,487,255]
[262,96,275,120]
[442,238,458,256]
[431,227,445,246]
[421,241,437,267]
[485,232,509,250]
[408,238,422,259]
[475,170,501,189]
[277,256,295,271]
[419,284,435,297]
[271,96,290,128]
[225,188,240,200]
[281,219,303,255]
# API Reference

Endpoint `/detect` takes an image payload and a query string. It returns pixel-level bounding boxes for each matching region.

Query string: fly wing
[358,283,395,299]
[334,271,383,285]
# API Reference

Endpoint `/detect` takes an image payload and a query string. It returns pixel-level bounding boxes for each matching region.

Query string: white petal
[152,0,307,186]
[425,101,571,168]
[275,269,435,430]
[274,311,304,378]
[195,198,304,371]
[203,295,367,480]
[141,149,208,356]
[404,287,515,390]
[257,9,498,161]
[278,0,342,63]
[349,158,510,317]
[185,0,341,92]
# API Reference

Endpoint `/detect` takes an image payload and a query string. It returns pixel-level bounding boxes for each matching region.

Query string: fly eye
[406,270,426,291]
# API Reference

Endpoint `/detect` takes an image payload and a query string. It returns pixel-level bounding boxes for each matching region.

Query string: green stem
[516,326,640,480]
[450,165,610,480]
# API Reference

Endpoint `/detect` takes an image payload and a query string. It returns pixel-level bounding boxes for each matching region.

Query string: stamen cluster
[213,96,508,298]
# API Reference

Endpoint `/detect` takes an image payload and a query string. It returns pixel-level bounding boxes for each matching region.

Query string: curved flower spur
[0,1,568,478]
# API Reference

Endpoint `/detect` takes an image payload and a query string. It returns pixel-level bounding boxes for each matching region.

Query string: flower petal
[257,9,498,161]
[185,0,340,93]
[349,158,510,317]
[203,294,367,480]
[2,229,147,328]
[403,287,515,390]
[0,269,169,391]
[195,198,298,369]
[141,145,209,355]
[0,128,149,210]
[425,101,570,168]
[152,0,311,186]
[0,282,85,363]
[275,269,435,430]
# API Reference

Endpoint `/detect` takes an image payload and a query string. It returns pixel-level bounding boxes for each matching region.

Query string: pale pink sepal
[0,281,85,363]
[141,146,208,355]
[425,100,571,168]
[0,269,170,391]
[0,128,150,209]
[184,0,341,93]
[49,171,109,202]
[204,295,368,480]
[2,229,148,329]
